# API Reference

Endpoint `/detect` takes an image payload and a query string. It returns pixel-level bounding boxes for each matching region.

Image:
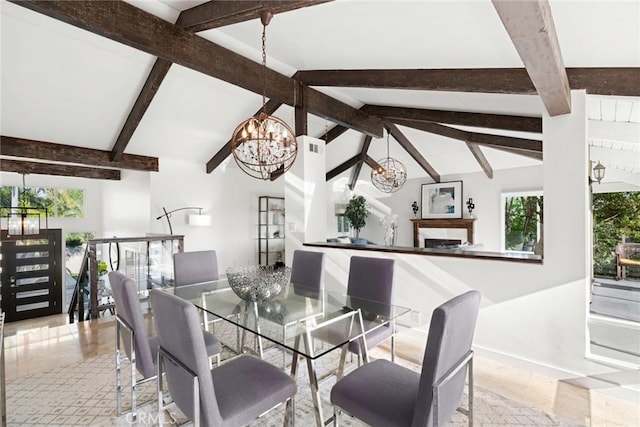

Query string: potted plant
[344,195,369,244]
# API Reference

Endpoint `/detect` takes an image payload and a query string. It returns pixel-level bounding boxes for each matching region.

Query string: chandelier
[371,130,407,193]
[3,174,48,239]
[230,10,297,180]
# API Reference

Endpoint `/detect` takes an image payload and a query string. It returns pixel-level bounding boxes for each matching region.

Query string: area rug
[6,328,585,426]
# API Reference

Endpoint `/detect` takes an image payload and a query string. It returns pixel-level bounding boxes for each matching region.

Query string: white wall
[149,158,283,270]
[285,136,327,264]
[319,92,609,383]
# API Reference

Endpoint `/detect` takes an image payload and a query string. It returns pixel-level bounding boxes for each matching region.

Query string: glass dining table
[169,278,411,426]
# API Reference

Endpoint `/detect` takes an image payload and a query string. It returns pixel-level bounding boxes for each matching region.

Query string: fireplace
[411,218,475,248]
[424,238,462,249]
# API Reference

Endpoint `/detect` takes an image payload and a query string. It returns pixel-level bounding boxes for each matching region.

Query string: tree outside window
[593,191,640,278]
[502,191,543,253]
[0,185,85,218]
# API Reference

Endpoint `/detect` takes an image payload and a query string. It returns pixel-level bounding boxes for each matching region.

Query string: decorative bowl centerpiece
[226,265,291,302]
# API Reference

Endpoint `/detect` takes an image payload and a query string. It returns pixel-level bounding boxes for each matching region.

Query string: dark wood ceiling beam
[297,68,639,97]
[110,58,172,161]
[299,68,536,93]
[177,1,332,32]
[348,135,373,190]
[487,145,543,161]
[1,136,158,172]
[303,88,381,136]
[465,143,493,179]
[492,0,571,116]
[385,122,440,182]
[0,158,120,180]
[387,120,491,177]
[206,99,282,173]
[364,105,541,133]
[363,155,383,172]
[467,132,543,153]
[566,68,640,96]
[391,119,542,154]
[326,154,360,181]
[114,0,323,162]
[13,0,382,138]
[319,125,348,144]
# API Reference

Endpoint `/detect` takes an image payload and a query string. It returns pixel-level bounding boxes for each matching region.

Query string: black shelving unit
[258,196,285,266]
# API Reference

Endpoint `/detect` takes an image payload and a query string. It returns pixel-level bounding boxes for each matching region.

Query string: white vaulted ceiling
[1,0,638,187]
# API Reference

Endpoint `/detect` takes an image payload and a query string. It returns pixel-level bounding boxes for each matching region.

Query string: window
[0,186,85,218]
[502,191,543,253]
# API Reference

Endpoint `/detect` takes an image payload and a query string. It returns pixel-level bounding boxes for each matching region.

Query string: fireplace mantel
[411,218,475,248]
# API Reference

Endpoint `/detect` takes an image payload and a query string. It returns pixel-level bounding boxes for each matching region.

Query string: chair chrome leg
[130,331,137,420]
[115,322,122,416]
[290,397,296,427]
[282,326,287,370]
[391,333,396,363]
[468,356,474,427]
[157,354,165,426]
[333,406,339,426]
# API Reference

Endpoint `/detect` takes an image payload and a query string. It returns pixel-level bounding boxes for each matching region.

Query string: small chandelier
[371,130,407,193]
[230,10,297,180]
[3,174,48,239]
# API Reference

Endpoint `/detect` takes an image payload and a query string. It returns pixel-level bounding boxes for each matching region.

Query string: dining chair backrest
[173,250,219,287]
[150,290,223,426]
[290,250,325,298]
[108,271,156,379]
[412,290,481,427]
[347,256,395,304]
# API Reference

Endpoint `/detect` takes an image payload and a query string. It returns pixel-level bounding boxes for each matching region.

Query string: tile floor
[3,314,640,426]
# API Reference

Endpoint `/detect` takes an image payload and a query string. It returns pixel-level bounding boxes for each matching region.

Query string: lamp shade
[188,214,211,226]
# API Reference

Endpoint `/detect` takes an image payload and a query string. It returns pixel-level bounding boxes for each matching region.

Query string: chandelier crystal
[371,131,407,193]
[230,10,297,180]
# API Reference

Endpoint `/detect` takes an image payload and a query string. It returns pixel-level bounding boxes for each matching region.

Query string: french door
[0,229,62,322]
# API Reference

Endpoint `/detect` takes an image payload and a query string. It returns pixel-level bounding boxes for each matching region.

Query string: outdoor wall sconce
[589,161,606,185]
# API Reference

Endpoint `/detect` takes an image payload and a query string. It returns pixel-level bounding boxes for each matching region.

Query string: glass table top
[171,279,411,360]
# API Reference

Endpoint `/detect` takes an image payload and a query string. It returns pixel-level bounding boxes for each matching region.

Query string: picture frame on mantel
[421,181,463,219]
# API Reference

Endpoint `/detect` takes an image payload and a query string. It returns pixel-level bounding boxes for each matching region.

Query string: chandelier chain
[261,22,267,115]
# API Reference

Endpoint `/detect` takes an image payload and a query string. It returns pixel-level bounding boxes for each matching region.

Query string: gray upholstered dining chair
[173,250,224,336]
[330,290,481,427]
[345,255,396,364]
[150,289,297,427]
[109,271,221,420]
[173,250,219,286]
[259,249,325,368]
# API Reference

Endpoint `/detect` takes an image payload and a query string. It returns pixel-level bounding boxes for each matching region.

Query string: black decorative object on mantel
[411,201,419,217]
[466,198,475,216]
